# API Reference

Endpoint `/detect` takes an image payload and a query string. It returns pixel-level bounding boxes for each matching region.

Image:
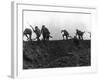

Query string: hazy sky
[23,11,91,40]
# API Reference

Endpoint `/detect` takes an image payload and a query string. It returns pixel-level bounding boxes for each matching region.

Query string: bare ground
[23,40,91,69]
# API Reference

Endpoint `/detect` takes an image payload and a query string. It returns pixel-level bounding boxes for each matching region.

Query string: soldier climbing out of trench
[41,25,52,40]
[23,28,32,41]
[30,25,41,41]
[76,29,85,40]
[61,29,69,40]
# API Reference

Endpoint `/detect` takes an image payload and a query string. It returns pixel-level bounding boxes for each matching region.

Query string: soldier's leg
[30,34,32,41]
[25,34,29,40]
[63,34,64,40]
[79,35,81,39]
[66,35,68,40]
[37,36,40,41]
[46,35,49,40]
[42,35,44,40]
[43,34,46,40]
[81,36,83,40]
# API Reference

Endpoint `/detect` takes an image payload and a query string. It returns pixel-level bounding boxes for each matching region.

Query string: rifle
[29,25,35,32]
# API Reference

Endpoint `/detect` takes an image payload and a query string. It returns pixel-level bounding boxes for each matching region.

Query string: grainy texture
[23,40,91,69]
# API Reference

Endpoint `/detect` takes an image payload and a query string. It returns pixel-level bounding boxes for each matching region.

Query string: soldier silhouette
[23,28,32,41]
[76,29,85,40]
[41,25,52,40]
[61,29,69,40]
[30,25,41,41]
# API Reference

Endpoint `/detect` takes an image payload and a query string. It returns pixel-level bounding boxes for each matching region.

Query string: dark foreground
[23,40,91,69]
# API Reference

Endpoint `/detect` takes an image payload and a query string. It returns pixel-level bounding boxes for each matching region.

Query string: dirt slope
[23,40,91,69]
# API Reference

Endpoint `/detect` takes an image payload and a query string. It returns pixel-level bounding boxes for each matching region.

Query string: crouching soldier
[30,25,41,41]
[41,25,52,40]
[61,29,69,40]
[23,28,32,41]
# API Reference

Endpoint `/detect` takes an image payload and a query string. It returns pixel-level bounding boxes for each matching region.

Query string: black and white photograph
[23,10,91,69]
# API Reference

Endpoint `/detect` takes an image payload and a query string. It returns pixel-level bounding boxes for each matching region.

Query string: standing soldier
[41,25,52,40]
[30,25,41,41]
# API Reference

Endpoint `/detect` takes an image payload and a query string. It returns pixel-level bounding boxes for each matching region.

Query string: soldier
[76,29,85,40]
[41,25,52,40]
[23,28,32,41]
[30,25,41,41]
[61,29,69,40]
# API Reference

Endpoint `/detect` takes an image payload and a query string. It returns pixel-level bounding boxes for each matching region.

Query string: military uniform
[41,25,50,40]
[34,26,41,41]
